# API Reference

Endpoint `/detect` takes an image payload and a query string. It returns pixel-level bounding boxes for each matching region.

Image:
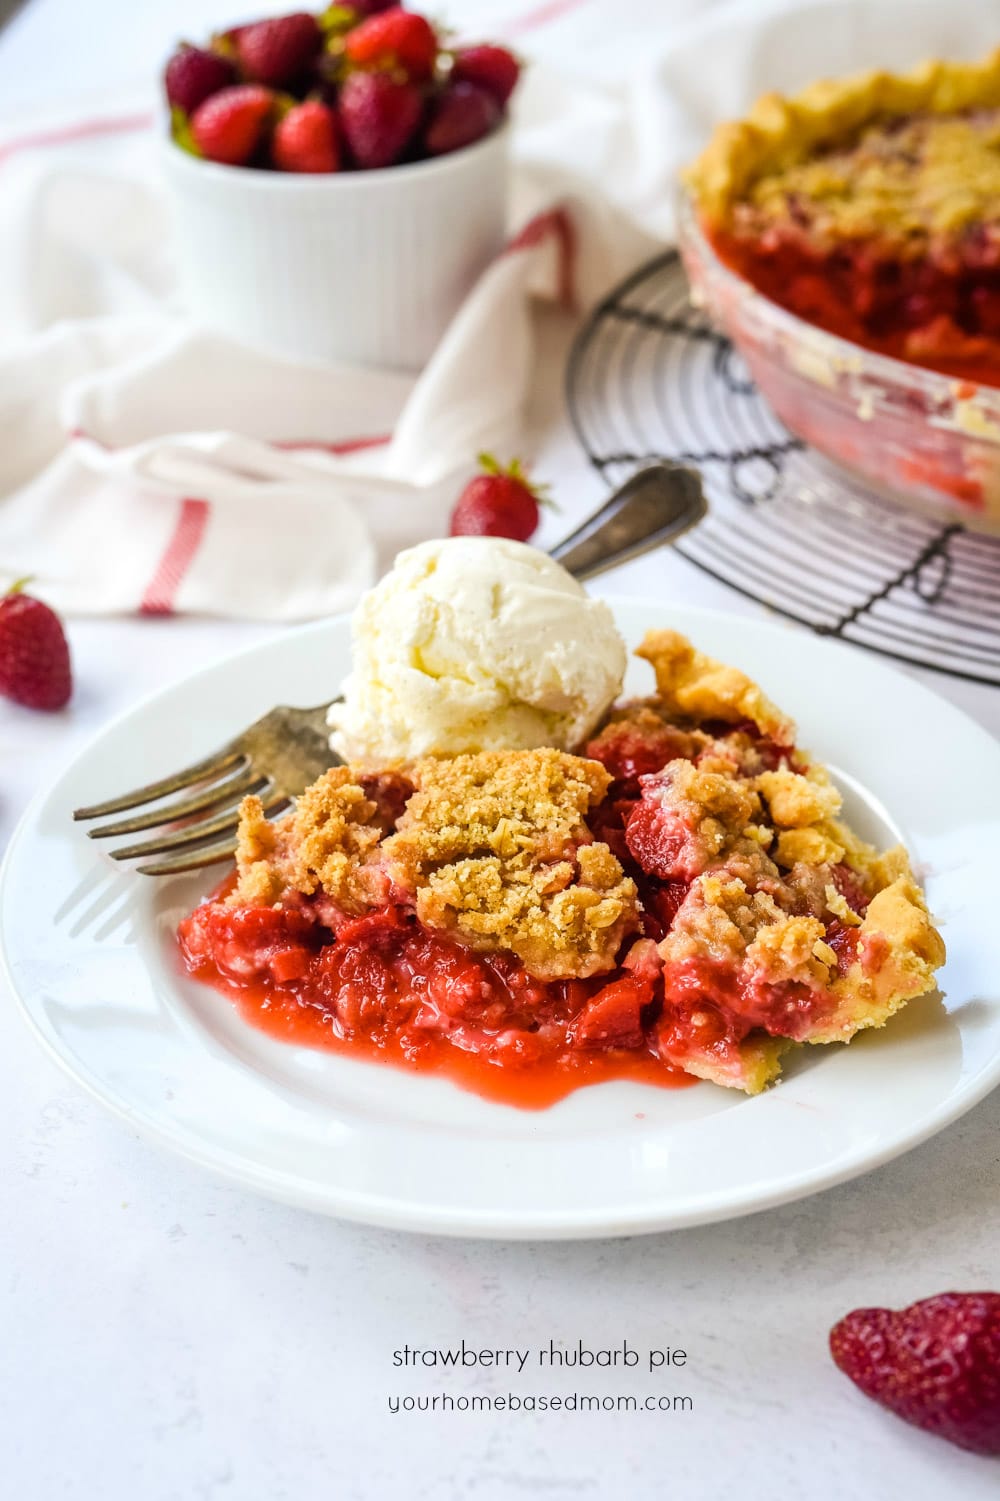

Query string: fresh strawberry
[572,976,650,1049]
[449,456,546,542]
[344,7,438,82]
[236,11,322,88]
[164,44,237,114]
[452,44,520,106]
[272,99,340,172]
[830,1292,1000,1456]
[424,81,499,156]
[191,84,276,166]
[339,71,422,169]
[0,581,72,711]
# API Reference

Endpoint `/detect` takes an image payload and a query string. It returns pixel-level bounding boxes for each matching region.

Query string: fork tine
[87,767,265,840]
[136,835,243,878]
[108,793,287,863]
[134,816,288,876]
[73,747,246,821]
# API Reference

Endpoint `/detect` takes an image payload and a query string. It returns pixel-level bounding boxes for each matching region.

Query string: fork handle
[549,462,706,580]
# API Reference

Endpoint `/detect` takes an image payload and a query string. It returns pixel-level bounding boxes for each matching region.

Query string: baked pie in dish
[686,51,1000,384]
[179,630,945,1107]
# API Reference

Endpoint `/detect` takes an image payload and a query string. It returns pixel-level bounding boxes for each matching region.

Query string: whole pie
[178,630,945,1106]
[685,51,1000,384]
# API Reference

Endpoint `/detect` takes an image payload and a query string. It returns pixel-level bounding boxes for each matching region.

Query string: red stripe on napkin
[140,498,211,617]
[275,434,393,455]
[0,112,154,165]
[505,207,577,308]
[504,0,591,35]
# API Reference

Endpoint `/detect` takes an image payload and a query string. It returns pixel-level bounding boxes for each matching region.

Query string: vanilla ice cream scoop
[327,537,627,763]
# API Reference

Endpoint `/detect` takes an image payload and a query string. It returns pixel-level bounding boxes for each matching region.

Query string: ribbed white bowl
[161,124,510,370]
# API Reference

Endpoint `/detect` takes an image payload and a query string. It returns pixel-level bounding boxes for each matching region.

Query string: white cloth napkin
[1,0,996,619]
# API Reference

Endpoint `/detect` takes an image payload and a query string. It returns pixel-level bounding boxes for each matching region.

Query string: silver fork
[74,462,707,876]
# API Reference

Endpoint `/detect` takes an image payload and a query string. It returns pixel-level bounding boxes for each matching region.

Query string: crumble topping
[733,112,1000,252]
[231,795,284,907]
[814,873,947,1044]
[684,54,1000,381]
[384,749,639,980]
[774,825,846,868]
[207,627,945,1099]
[685,50,1000,224]
[231,767,400,914]
[636,629,795,743]
[756,765,841,828]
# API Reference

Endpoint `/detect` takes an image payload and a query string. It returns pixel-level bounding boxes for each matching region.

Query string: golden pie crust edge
[684,48,1000,223]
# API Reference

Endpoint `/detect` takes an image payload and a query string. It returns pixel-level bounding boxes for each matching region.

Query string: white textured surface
[163,126,509,369]
[2,4,1000,1499]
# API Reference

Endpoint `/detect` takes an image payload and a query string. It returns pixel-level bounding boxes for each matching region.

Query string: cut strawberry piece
[824,918,861,975]
[180,903,317,983]
[584,720,694,785]
[625,796,687,881]
[641,880,690,940]
[831,1293,1000,1456]
[830,862,871,915]
[572,976,651,1049]
[332,906,413,952]
[269,946,316,984]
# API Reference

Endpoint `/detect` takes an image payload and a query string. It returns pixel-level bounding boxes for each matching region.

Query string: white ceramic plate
[3,603,999,1239]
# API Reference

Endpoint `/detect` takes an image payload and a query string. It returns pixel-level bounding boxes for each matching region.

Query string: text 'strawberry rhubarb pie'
[685,51,1000,385]
[178,541,945,1109]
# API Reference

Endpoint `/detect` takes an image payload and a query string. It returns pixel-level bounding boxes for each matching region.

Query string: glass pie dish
[678,187,1000,534]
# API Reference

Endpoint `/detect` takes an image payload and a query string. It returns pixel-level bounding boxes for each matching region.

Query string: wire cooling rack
[566,250,1000,688]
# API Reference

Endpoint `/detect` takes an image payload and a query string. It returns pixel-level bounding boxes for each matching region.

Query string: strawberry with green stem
[190,84,278,165]
[449,455,552,543]
[0,579,72,711]
[164,44,237,115]
[273,99,341,172]
[343,6,439,82]
[236,11,323,88]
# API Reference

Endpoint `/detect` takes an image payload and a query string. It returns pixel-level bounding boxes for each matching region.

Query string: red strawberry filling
[708,213,1000,387]
[177,704,891,1106]
[625,795,691,882]
[584,721,696,788]
[179,896,691,1108]
[658,956,834,1054]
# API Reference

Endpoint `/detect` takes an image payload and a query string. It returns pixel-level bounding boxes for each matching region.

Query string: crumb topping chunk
[384,748,639,979]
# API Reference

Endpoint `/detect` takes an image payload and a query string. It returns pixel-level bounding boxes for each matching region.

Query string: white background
[1,2,999,1497]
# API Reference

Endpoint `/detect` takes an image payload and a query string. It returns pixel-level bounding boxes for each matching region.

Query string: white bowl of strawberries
[161,5,519,369]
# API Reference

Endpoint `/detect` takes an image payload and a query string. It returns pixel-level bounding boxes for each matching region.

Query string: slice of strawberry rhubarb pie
[179,629,944,1106]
